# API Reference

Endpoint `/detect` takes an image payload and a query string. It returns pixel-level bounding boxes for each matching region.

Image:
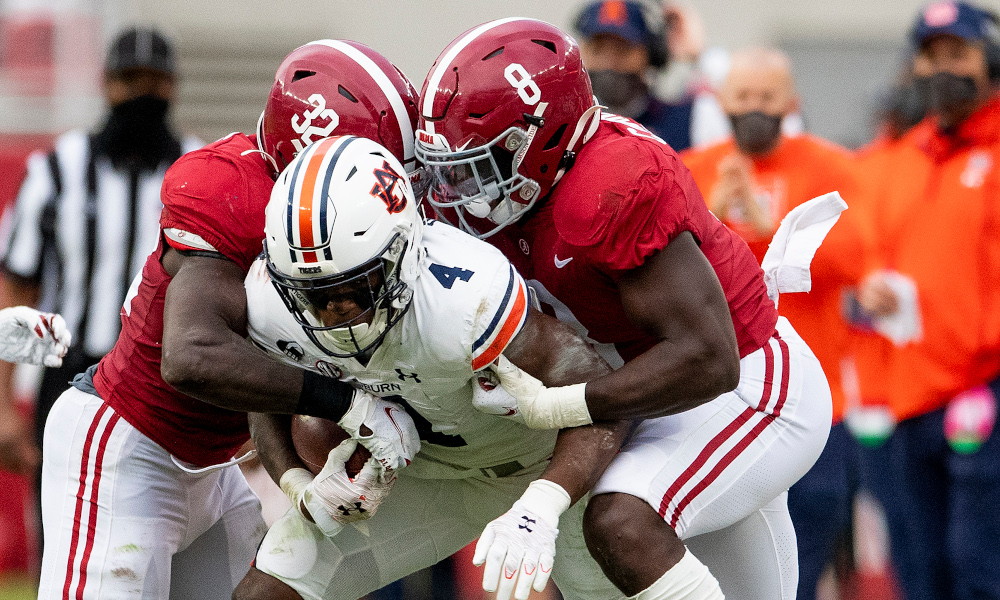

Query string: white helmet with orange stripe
[263,135,423,357]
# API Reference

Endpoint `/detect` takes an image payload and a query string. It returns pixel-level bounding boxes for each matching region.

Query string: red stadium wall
[0,133,52,577]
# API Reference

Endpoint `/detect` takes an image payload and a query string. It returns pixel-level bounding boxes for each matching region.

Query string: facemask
[94,94,180,170]
[588,70,650,119]
[922,72,980,115]
[729,111,783,155]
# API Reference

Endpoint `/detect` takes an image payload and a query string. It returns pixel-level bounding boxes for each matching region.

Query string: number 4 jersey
[244,219,557,478]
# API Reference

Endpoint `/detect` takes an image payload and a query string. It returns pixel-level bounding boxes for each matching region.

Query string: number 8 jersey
[245,219,557,479]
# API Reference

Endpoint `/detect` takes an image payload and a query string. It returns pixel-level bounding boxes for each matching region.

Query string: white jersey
[246,220,557,479]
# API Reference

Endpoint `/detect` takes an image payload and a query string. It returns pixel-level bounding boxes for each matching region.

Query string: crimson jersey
[93,133,274,467]
[491,116,777,365]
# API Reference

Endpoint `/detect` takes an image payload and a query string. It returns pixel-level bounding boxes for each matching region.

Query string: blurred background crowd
[0,0,998,599]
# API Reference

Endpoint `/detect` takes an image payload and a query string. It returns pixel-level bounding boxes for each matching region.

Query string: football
[291,415,371,478]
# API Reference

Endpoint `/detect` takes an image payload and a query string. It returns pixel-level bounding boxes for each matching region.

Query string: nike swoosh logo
[554,255,573,268]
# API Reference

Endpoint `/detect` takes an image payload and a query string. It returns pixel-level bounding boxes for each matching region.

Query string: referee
[0,27,200,484]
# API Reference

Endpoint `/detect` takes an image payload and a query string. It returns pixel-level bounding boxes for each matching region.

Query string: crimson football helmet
[258,40,420,177]
[415,18,601,238]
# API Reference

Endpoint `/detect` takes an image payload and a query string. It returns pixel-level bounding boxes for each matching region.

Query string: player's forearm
[505,307,612,386]
[248,412,307,484]
[540,419,638,504]
[584,336,739,420]
[162,334,305,413]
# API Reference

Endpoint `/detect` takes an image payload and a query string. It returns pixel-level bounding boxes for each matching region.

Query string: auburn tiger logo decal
[371,161,407,213]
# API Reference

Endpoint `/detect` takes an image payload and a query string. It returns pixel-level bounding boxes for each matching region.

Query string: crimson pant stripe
[75,412,121,600]
[657,338,776,519]
[62,403,109,600]
[773,337,791,418]
[667,337,791,529]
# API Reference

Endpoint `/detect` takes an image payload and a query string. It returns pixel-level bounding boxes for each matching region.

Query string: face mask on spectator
[589,70,650,119]
[923,71,980,116]
[97,94,174,170]
[729,111,783,155]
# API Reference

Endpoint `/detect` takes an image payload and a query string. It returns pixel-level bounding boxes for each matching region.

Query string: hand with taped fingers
[480,355,592,430]
[0,307,71,367]
[338,390,420,471]
[280,438,397,537]
[474,479,571,600]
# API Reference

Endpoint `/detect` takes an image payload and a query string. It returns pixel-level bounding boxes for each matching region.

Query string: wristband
[516,479,572,528]
[279,467,314,517]
[523,383,592,430]
[297,370,355,421]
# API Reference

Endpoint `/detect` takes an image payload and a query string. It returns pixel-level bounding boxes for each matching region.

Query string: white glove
[486,356,592,430]
[0,307,71,367]
[339,391,420,471]
[474,479,571,600]
[471,367,525,423]
[280,439,396,537]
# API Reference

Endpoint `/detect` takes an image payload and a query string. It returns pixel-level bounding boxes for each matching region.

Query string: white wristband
[516,479,572,528]
[279,467,314,513]
[523,383,592,430]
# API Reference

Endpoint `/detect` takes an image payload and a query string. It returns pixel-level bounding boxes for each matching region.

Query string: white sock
[628,549,725,600]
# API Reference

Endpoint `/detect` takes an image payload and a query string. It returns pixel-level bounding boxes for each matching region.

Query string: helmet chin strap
[397,219,425,298]
[321,309,390,355]
[553,105,602,185]
[249,109,281,176]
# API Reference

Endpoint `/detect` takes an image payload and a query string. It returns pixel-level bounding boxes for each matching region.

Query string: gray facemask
[729,111,783,155]
[922,72,980,115]
[588,70,650,119]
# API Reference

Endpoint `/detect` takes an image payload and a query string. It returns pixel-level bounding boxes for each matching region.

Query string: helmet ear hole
[531,39,557,53]
[339,85,359,102]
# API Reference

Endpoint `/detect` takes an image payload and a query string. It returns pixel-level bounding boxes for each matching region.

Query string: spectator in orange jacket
[854,3,1000,599]
[681,46,869,600]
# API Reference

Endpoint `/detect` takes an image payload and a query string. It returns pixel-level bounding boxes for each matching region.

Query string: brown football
[291,415,371,478]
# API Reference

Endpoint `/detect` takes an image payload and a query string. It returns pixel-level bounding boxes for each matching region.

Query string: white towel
[760,191,849,307]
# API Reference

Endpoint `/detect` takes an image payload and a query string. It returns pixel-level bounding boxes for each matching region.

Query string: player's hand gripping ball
[291,415,371,478]
[338,391,421,471]
[301,439,397,537]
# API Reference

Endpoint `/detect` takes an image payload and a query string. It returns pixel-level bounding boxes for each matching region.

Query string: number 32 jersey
[245,220,557,478]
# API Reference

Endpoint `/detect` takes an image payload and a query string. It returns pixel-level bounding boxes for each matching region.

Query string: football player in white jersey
[234,135,631,600]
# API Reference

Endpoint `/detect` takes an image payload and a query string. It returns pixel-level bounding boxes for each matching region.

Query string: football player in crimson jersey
[416,19,832,600]
[36,41,431,600]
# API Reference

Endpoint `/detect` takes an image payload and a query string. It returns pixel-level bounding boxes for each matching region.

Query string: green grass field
[0,576,36,600]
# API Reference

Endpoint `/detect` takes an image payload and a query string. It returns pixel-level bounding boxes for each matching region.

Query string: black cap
[106,27,175,75]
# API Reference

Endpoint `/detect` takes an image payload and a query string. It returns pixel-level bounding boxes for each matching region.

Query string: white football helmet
[264,135,423,357]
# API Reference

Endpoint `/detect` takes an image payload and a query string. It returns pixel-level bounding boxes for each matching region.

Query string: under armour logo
[395,368,421,383]
[337,502,367,516]
[518,515,536,533]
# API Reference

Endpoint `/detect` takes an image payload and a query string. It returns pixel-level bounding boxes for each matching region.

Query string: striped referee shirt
[0,129,201,358]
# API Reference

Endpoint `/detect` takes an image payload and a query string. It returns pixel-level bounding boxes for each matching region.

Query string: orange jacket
[860,92,1000,421]
[682,135,868,423]
[847,139,902,414]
